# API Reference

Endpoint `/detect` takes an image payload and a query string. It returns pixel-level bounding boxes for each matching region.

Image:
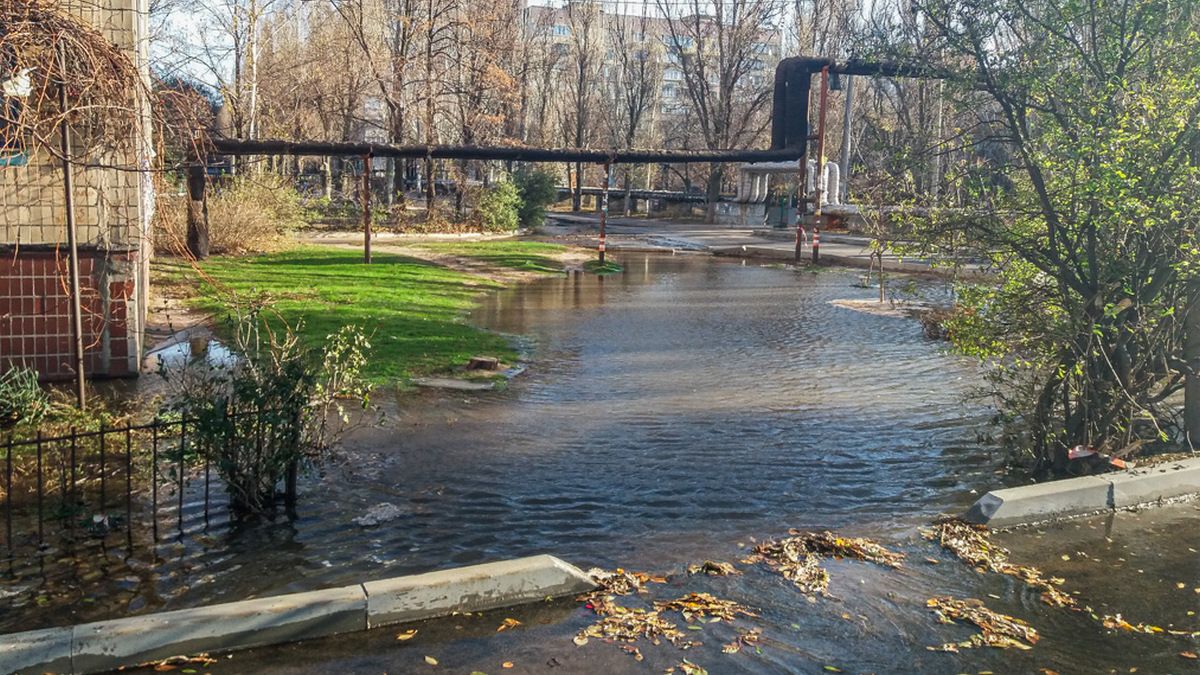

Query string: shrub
[158,301,370,514]
[154,173,306,255]
[0,367,49,430]
[514,169,559,228]
[472,179,521,232]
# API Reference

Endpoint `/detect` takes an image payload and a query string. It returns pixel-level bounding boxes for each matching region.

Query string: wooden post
[186,163,210,260]
[362,152,372,264]
[58,42,86,409]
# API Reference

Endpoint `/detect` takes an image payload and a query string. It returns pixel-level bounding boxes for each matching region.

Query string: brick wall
[0,248,139,379]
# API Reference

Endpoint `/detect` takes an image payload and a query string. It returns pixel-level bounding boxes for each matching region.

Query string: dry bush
[155,174,305,255]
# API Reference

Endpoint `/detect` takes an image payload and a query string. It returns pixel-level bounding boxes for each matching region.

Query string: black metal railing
[1,406,296,559]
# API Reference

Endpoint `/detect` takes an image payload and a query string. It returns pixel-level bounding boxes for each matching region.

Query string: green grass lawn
[406,240,569,274]
[175,245,547,384]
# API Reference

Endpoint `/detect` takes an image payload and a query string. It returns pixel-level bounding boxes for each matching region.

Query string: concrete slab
[964,475,1111,528]
[364,554,596,628]
[1110,458,1200,508]
[71,585,366,674]
[0,626,73,675]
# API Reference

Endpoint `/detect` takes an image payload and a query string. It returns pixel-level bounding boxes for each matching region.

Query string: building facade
[0,0,153,380]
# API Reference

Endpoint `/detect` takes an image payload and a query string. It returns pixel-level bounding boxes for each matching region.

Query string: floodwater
[5,254,1197,673]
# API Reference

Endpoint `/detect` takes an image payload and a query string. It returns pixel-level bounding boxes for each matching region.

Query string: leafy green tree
[888,0,1200,470]
[474,178,521,232]
[514,168,559,228]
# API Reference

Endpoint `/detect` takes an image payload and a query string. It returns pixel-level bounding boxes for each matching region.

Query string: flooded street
[6,254,1197,673]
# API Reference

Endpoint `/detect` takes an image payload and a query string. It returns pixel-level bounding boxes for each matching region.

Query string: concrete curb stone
[965,457,1200,528]
[0,555,596,674]
[0,626,73,675]
[364,554,597,627]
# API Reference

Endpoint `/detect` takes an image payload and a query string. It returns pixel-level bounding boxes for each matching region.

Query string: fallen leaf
[425,655,439,666]
[396,629,418,641]
[497,618,522,632]
[502,662,514,669]
[1060,554,1070,561]
[1181,651,1198,660]
[573,634,588,646]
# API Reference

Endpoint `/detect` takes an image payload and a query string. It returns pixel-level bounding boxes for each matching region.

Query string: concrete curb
[964,457,1200,528]
[0,554,596,675]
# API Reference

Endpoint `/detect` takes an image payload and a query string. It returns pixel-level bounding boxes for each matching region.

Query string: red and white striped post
[812,226,820,263]
[598,162,611,264]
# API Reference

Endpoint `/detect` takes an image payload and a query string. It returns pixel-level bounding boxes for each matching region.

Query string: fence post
[285,405,300,512]
[362,152,373,264]
[5,434,12,557]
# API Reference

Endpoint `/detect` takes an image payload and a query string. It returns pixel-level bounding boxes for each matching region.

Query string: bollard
[812,226,821,264]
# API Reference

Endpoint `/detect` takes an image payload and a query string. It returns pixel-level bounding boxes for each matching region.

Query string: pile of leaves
[687,560,739,576]
[654,592,757,623]
[747,530,905,595]
[721,628,763,654]
[926,596,1040,651]
[585,567,664,596]
[923,520,1074,608]
[787,530,906,568]
[575,604,694,649]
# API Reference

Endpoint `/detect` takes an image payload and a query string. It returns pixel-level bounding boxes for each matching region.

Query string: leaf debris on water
[666,659,708,674]
[721,627,763,654]
[745,530,903,595]
[923,520,1075,608]
[655,592,758,623]
[926,596,1039,651]
[396,629,418,641]
[497,618,522,632]
[687,560,740,576]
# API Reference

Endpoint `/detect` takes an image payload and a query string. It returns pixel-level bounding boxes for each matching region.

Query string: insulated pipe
[824,162,840,206]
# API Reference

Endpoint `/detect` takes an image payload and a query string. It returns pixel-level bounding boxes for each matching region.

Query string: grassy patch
[173,246,519,384]
[584,260,625,275]
[408,240,569,274]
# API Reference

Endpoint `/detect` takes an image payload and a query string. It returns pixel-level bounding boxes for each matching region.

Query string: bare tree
[655,0,783,222]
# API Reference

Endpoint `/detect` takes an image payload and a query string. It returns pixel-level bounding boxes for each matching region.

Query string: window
[552,24,571,36]
[0,50,29,167]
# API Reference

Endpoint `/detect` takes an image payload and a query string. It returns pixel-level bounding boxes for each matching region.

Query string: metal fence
[1,406,295,559]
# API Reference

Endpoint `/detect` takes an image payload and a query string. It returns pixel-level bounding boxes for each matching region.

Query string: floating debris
[748,540,830,595]
[687,560,740,576]
[575,604,695,648]
[785,530,906,568]
[923,520,1075,608]
[1099,613,1200,637]
[352,502,407,527]
[747,529,902,595]
[667,659,709,675]
[721,627,763,654]
[926,596,1039,651]
[146,653,218,671]
[585,568,664,596]
[655,592,758,623]
[497,617,522,632]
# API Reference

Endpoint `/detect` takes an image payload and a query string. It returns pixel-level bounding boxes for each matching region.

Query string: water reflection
[5,254,1010,669]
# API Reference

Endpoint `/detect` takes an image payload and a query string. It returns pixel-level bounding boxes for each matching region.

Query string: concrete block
[963,476,1111,528]
[72,585,366,674]
[0,626,73,675]
[364,554,596,628]
[1110,458,1200,508]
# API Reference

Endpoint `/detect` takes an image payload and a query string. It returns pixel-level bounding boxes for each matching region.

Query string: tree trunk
[1186,293,1200,448]
[186,164,210,259]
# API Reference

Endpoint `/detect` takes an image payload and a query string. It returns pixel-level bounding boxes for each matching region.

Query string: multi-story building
[0,0,153,380]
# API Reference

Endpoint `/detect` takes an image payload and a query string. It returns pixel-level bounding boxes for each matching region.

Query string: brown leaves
[687,560,740,576]
[149,654,218,671]
[396,629,418,641]
[654,592,758,623]
[926,596,1039,651]
[666,659,709,674]
[923,519,1075,608]
[748,530,903,596]
[721,628,763,654]
[575,604,695,648]
[496,617,522,632]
